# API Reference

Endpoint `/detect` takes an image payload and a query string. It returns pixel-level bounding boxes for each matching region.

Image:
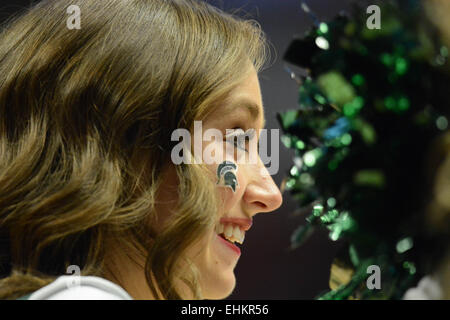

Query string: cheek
[203,140,247,212]
[216,163,246,213]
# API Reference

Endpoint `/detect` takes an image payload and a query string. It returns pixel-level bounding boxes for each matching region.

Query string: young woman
[0,0,282,299]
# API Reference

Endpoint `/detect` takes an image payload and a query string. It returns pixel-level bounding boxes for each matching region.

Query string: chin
[202,272,237,300]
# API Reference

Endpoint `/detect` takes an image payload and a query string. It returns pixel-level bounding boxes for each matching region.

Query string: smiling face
[103,67,282,300]
[170,67,283,299]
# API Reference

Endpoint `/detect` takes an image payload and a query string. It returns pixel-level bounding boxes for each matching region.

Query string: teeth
[233,226,241,242]
[224,224,233,239]
[215,223,224,234]
[216,222,245,245]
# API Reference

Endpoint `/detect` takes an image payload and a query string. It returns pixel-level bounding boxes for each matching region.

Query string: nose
[242,161,283,217]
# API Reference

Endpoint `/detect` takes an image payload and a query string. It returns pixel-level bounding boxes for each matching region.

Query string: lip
[217,234,241,256]
[219,217,253,231]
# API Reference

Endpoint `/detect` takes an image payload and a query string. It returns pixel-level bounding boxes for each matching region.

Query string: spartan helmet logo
[216,161,239,192]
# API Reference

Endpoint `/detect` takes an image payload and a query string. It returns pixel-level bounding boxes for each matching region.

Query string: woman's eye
[234,135,248,151]
[224,128,256,153]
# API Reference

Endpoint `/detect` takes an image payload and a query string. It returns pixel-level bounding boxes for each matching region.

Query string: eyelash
[225,128,257,153]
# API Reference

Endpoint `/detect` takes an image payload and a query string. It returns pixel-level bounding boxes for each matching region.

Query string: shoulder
[28,275,133,300]
[402,275,443,300]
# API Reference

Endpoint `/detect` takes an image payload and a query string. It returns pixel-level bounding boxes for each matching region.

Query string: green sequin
[351,74,365,86]
[319,22,329,34]
[396,237,413,254]
[395,57,408,75]
[436,116,448,130]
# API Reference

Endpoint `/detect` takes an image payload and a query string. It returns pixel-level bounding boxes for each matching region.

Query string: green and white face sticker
[216,161,239,192]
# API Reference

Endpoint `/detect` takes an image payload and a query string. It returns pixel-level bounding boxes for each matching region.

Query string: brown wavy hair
[425,132,450,299]
[0,0,267,299]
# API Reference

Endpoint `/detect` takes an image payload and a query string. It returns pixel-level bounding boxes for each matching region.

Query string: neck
[102,241,160,300]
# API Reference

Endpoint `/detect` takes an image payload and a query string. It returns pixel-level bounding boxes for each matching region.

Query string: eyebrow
[224,98,266,128]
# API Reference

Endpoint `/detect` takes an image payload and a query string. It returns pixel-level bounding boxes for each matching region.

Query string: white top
[28,276,133,300]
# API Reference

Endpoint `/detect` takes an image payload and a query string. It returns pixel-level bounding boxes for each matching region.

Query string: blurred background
[206,0,359,299]
[0,0,361,299]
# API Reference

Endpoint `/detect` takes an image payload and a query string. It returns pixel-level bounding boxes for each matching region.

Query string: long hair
[0,0,267,299]
[424,132,450,299]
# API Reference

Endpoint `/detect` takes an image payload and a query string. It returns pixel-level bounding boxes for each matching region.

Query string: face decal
[216,160,239,192]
